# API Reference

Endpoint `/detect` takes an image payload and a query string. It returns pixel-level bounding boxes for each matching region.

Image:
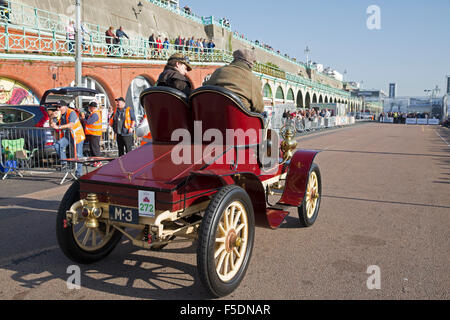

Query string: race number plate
[138,190,155,218]
[109,205,139,224]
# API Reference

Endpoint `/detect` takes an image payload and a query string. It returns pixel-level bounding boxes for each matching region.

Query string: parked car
[0,105,57,159]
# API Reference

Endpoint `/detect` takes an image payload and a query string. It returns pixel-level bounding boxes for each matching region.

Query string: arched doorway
[286,88,295,103]
[126,75,152,123]
[275,86,285,102]
[297,90,304,108]
[71,76,111,110]
[305,92,311,108]
[263,83,273,105]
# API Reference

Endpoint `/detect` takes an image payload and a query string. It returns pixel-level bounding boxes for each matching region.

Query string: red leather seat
[140,87,192,143]
[189,86,264,146]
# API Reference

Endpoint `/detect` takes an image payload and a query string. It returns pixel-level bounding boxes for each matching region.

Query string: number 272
[140,203,153,212]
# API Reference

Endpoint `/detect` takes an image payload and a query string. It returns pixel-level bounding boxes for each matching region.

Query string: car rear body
[0,105,56,157]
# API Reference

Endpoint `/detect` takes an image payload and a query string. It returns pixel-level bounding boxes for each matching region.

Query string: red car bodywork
[78,86,319,229]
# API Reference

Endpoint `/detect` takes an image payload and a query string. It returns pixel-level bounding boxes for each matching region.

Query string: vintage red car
[56,85,322,297]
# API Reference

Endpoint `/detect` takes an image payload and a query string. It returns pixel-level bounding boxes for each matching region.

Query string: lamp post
[75,0,82,107]
[304,46,310,67]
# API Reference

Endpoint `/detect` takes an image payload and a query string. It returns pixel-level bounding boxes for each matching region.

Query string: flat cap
[168,53,192,71]
[233,48,256,66]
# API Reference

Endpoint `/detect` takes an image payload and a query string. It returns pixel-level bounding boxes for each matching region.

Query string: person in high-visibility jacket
[109,97,136,156]
[50,100,85,178]
[82,101,103,167]
[140,114,152,146]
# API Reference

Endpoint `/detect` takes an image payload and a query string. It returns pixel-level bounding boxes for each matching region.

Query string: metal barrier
[0,126,71,180]
[0,126,124,182]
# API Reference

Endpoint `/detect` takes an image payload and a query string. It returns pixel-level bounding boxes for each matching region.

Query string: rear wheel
[298,163,321,227]
[56,181,123,264]
[197,185,255,297]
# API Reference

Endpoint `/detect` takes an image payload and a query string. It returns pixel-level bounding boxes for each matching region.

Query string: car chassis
[56,86,322,297]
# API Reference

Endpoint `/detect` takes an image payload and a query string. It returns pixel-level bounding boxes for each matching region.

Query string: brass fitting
[83,193,103,229]
[280,127,297,162]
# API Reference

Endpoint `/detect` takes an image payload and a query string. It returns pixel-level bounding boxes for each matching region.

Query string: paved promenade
[0,123,448,300]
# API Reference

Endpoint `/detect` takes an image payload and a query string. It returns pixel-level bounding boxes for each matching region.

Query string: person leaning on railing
[105,26,118,56]
[0,0,10,22]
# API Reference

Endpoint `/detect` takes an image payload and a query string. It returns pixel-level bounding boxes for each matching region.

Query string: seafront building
[0,0,367,119]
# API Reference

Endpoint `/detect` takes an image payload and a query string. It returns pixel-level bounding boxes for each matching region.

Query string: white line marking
[435,130,450,146]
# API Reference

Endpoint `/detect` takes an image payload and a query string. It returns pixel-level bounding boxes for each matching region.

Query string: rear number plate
[109,205,139,224]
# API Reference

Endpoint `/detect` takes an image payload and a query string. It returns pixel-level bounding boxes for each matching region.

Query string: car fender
[278,149,320,207]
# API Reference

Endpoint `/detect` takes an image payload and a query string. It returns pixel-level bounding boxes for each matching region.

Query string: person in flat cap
[156,53,192,95]
[50,99,85,178]
[204,48,264,113]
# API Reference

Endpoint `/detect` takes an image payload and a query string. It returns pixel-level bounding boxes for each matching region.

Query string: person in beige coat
[205,48,264,113]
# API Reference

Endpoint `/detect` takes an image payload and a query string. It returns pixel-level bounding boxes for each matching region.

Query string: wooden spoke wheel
[56,181,122,264]
[298,163,321,227]
[197,185,255,297]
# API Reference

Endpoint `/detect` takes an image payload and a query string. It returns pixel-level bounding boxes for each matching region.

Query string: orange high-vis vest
[85,110,103,136]
[140,132,152,145]
[109,106,132,129]
[140,114,152,145]
[58,109,85,145]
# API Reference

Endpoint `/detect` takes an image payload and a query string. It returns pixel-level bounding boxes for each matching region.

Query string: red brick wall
[0,58,219,104]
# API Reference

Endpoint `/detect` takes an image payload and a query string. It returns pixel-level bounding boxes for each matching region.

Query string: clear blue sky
[184,0,450,96]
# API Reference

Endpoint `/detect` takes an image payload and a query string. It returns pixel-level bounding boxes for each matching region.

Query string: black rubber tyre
[197,185,255,297]
[56,181,122,264]
[298,163,322,227]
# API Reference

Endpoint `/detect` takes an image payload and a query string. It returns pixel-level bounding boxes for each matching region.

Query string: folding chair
[1,138,36,179]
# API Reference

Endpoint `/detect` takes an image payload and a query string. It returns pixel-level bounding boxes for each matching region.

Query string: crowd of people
[46,95,146,178]
[282,108,334,123]
[101,24,218,57]
[149,34,216,53]
[379,112,439,123]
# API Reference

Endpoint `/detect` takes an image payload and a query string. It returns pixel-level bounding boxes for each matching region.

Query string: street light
[133,1,144,17]
[304,46,310,67]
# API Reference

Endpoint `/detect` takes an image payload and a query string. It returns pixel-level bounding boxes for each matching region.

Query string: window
[0,107,34,124]
[287,89,294,101]
[275,87,284,100]
[263,84,272,99]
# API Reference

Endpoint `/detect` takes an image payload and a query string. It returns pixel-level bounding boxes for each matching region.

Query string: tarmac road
[0,122,448,300]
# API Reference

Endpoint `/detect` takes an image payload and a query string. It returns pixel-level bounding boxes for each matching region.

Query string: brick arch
[138,73,157,86]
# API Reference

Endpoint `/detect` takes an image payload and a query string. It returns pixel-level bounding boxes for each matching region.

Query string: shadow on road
[0,199,211,300]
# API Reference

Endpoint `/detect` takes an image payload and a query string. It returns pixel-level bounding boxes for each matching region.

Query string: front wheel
[298,163,322,227]
[56,181,123,264]
[197,185,255,297]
